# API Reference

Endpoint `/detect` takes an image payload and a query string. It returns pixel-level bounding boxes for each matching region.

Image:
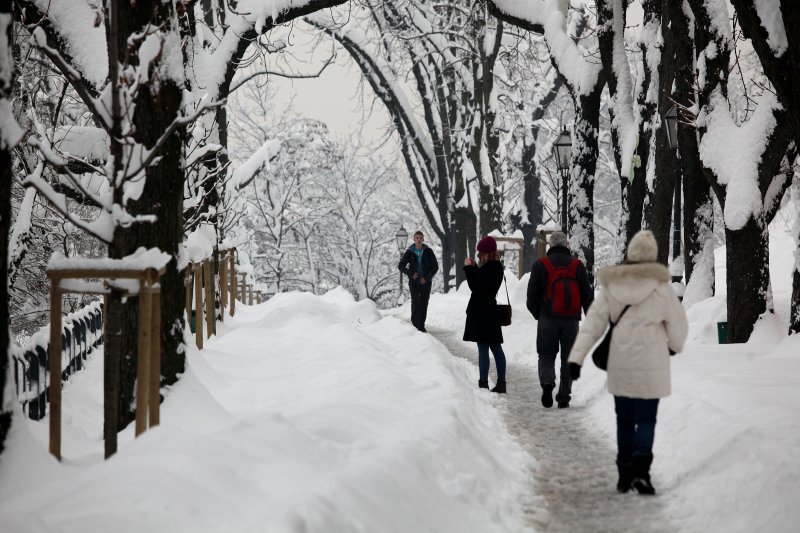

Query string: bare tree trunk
[104,0,127,449]
[731,0,800,334]
[0,146,11,454]
[0,0,14,453]
[643,0,679,266]
[512,72,564,271]
[107,0,186,433]
[454,205,477,287]
[516,141,543,272]
[725,218,769,342]
[566,79,603,284]
[672,1,713,288]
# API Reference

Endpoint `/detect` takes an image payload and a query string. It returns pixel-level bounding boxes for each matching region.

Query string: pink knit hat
[476,236,497,253]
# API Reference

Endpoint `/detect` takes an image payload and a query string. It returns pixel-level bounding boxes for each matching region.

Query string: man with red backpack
[526,231,593,408]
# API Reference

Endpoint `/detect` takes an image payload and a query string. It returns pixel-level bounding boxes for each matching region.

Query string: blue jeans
[614,396,660,462]
[478,343,506,382]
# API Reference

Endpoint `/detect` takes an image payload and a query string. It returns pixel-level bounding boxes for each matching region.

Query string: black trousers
[409,282,432,331]
[536,317,579,403]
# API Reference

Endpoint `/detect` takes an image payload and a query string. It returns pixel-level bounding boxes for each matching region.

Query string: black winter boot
[632,454,656,495]
[491,381,506,394]
[541,384,554,408]
[616,460,634,493]
[478,380,489,389]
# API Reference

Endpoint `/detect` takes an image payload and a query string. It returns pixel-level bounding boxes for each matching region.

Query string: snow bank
[0,289,532,533]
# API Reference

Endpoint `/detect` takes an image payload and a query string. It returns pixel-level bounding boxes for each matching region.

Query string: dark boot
[616,460,634,493]
[491,381,506,394]
[632,454,656,495]
[478,379,489,389]
[541,384,554,408]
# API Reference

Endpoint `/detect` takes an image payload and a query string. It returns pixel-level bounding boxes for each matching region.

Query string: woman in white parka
[567,230,688,495]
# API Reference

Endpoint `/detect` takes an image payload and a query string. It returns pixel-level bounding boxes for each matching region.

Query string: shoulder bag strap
[495,273,510,304]
[611,304,631,327]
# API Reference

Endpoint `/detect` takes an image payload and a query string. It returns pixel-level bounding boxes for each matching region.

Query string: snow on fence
[11,301,103,421]
[12,244,257,422]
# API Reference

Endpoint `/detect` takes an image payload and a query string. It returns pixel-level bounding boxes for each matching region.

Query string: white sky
[262,23,398,157]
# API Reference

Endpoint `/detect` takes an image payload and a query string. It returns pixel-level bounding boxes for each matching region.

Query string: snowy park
[2,1,800,532]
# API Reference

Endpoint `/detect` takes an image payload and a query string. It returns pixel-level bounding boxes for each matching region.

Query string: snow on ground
[1,217,799,532]
[393,216,799,532]
[0,288,533,533]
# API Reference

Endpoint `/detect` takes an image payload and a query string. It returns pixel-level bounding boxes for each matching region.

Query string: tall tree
[672,0,714,304]
[641,0,680,266]
[730,1,800,334]
[489,0,603,281]
[687,0,794,342]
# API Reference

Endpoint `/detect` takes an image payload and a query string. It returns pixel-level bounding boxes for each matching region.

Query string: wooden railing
[14,245,265,459]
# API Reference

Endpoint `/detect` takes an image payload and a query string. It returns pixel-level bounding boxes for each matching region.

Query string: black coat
[462,260,504,344]
[526,245,593,320]
[398,244,439,287]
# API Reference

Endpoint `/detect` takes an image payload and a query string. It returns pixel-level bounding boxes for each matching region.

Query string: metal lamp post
[553,130,572,232]
[395,226,408,299]
[664,105,682,282]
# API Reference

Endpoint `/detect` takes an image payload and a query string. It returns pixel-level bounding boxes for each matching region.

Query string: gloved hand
[569,362,581,381]
[669,348,676,356]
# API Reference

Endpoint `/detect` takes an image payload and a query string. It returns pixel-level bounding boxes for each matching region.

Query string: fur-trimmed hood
[597,262,671,305]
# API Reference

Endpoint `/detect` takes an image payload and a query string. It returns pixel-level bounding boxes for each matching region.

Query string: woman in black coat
[463,236,507,393]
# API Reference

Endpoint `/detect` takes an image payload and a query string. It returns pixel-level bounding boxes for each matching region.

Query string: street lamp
[664,106,682,283]
[395,226,408,300]
[395,226,408,254]
[552,130,572,232]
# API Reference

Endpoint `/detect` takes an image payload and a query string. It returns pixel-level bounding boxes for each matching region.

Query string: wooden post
[49,286,63,460]
[538,231,547,259]
[204,258,214,336]
[229,251,236,317]
[240,272,247,303]
[220,250,228,311]
[45,264,167,459]
[248,285,253,305]
[135,279,152,437]
[149,281,161,427]
[184,265,192,324]
[194,262,203,349]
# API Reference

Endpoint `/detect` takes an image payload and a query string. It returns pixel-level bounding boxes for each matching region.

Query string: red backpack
[541,257,582,317]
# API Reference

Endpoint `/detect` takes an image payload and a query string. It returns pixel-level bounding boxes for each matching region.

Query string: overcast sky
[264,24,397,157]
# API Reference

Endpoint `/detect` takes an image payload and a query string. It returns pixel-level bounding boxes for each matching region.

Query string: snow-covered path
[428,325,676,533]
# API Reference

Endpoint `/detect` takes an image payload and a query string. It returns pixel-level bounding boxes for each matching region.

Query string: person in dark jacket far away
[463,236,507,393]
[526,231,593,409]
[398,231,439,332]
[568,230,688,495]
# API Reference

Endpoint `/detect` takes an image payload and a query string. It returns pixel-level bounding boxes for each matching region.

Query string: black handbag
[591,305,631,370]
[497,275,512,327]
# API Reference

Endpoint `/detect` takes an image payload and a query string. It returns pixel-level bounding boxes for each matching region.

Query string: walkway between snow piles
[426,326,676,533]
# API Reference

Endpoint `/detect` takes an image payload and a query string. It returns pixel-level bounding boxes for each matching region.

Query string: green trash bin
[717,321,728,344]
